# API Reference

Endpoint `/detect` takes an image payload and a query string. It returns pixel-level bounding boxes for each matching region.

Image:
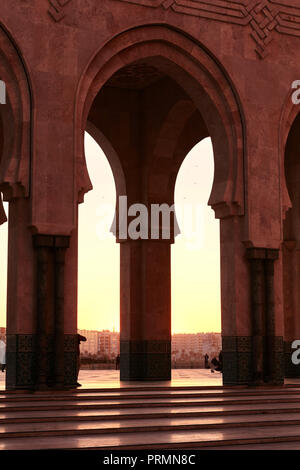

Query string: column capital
[33,234,70,249]
[246,247,279,260]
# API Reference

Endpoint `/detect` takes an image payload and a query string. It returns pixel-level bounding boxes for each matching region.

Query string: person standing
[76,333,87,387]
[204,353,209,369]
[0,337,6,372]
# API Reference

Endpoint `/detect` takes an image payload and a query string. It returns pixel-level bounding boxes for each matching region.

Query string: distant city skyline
[77,328,222,366]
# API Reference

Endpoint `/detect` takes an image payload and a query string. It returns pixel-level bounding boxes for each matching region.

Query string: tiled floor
[1,368,300,391]
[0,368,223,390]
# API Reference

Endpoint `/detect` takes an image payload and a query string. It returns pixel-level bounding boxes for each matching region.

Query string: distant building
[110,332,120,358]
[98,330,120,357]
[172,332,221,367]
[78,329,120,357]
[77,328,220,366]
[78,329,99,356]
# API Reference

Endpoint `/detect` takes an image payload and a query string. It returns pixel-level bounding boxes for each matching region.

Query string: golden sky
[0,134,221,333]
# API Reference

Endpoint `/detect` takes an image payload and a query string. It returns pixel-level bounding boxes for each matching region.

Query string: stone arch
[0,24,33,391]
[74,23,247,383]
[0,23,31,207]
[75,24,245,220]
[281,99,300,378]
[84,121,127,239]
[279,89,300,223]
[85,121,126,202]
[147,102,209,205]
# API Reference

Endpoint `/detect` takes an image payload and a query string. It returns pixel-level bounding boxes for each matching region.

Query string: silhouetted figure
[116,354,120,370]
[210,356,222,373]
[204,354,209,369]
[76,334,87,387]
[0,339,5,372]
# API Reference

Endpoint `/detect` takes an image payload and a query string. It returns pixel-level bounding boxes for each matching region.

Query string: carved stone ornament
[112,0,300,59]
[48,0,72,22]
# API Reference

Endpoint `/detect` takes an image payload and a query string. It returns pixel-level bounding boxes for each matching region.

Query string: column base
[6,334,78,390]
[222,335,284,386]
[120,340,171,381]
[222,336,252,385]
[6,335,37,390]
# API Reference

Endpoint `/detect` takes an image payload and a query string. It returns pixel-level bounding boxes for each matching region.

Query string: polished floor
[1,370,300,450]
[0,368,224,390]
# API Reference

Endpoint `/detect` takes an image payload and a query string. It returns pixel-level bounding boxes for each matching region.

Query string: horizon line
[0,326,222,335]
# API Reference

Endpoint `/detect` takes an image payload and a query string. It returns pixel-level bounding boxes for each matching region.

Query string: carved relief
[113,0,300,59]
[48,0,72,22]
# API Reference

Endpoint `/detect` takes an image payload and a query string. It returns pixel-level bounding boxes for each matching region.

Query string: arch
[78,131,120,335]
[75,24,245,220]
[172,138,221,335]
[281,106,300,379]
[0,24,32,207]
[279,89,300,223]
[84,122,127,239]
[85,121,126,201]
[148,101,209,206]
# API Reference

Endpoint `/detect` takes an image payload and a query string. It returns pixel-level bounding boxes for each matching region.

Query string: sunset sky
[0,134,221,333]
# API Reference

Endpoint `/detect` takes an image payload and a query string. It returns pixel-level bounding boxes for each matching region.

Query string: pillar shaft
[247,247,282,385]
[54,243,68,388]
[120,239,171,381]
[249,256,264,384]
[33,235,71,390]
[6,198,36,390]
[220,217,252,386]
[36,244,50,389]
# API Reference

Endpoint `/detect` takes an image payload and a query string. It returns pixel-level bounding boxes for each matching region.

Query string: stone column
[33,234,70,390]
[35,241,50,389]
[119,238,171,381]
[247,247,282,385]
[220,217,252,386]
[265,250,279,383]
[247,249,265,385]
[54,237,70,388]
[6,198,36,391]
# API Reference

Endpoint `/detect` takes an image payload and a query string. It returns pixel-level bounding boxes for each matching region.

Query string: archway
[77,131,120,374]
[75,26,245,383]
[172,138,221,370]
[75,25,245,383]
[282,111,300,378]
[0,25,32,390]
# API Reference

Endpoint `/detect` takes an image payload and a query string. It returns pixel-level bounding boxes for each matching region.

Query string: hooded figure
[0,339,6,372]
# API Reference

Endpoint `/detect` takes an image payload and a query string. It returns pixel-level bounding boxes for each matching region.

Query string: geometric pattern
[48,0,72,22]
[120,340,171,380]
[112,0,300,59]
[6,334,78,390]
[222,335,284,385]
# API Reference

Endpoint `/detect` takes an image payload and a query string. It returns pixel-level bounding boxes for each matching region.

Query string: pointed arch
[75,24,245,220]
[0,23,32,208]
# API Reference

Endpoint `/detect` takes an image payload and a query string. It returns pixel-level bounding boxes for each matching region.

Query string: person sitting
[210,356,221,373]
